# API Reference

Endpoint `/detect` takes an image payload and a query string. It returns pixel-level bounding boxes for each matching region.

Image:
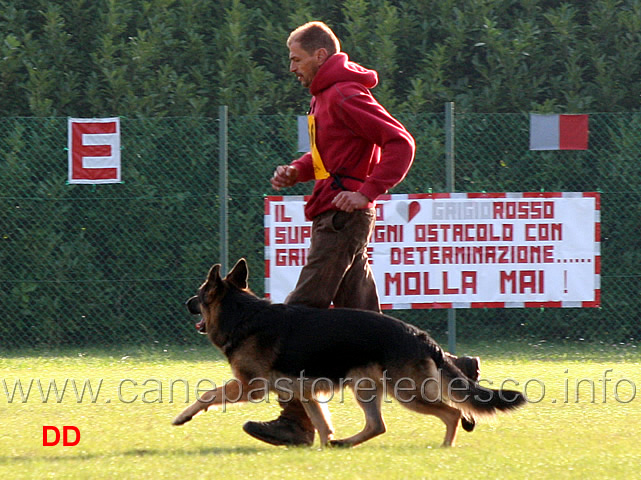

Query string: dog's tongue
[195,318,206,332]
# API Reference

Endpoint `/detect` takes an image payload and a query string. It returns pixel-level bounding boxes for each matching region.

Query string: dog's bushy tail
[440,360,527,420]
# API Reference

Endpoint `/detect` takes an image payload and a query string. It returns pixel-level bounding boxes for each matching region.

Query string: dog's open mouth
[186,296,207,334]
[195,317,207,334]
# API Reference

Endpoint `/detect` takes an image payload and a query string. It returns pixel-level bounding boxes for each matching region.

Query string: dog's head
[185,258,249,336]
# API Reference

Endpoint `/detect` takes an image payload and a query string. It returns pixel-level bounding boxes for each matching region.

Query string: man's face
[288,41,322,88]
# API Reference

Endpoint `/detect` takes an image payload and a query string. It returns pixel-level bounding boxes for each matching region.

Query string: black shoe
[452,356,481,432]
[243,417,315,447]
[454,355,481,382]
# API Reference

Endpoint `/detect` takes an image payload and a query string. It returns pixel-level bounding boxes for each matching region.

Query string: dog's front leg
[301,399,334,447]
[173,378,259,425]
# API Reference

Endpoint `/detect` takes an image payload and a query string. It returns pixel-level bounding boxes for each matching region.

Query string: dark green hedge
[1,0,640,117]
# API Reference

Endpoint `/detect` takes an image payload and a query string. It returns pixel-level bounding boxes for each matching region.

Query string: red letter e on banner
[68,117,121,184]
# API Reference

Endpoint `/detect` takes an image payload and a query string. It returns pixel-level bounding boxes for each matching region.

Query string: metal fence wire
[1,111,640,348]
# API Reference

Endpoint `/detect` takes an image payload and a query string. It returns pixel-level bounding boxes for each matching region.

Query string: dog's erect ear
[205,264,223,290]
[225,258,248,289]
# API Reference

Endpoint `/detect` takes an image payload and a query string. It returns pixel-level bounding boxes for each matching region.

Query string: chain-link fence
[1,111,640,349]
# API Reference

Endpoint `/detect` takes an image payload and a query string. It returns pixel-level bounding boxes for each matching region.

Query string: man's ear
[316,47,329,65]
[225,258,248,289]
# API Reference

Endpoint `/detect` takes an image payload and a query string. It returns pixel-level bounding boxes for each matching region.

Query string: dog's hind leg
[401,399,462,447]
[330,383,386,448]
[300,399,334,447]
[172,378,263,425]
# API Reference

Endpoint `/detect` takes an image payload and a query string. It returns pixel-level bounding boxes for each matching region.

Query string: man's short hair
[287,21,341,56]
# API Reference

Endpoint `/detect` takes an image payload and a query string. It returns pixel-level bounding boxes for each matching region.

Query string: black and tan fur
[173,259,526,447]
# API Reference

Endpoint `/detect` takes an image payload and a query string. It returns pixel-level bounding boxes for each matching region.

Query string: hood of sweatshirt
[309,53,378,95]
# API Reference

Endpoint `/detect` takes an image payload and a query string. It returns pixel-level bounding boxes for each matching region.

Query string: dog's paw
[328,439,354,448]
[172,414,192,426]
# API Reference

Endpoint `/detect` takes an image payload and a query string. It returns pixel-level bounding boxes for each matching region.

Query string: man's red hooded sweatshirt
[291,52,416,220]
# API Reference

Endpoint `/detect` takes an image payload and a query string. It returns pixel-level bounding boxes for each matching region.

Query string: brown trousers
[280,208,379,426]
[285,208,380,312]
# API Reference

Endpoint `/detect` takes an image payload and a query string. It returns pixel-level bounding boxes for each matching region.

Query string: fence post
[219,105,229,275]
[445,102,456,355]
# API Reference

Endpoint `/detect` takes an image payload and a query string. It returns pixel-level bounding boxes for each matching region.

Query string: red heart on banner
[395,200,421,223]
[408,200,421,222]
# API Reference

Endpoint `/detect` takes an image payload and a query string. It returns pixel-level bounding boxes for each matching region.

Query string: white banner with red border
[265,192,600,309]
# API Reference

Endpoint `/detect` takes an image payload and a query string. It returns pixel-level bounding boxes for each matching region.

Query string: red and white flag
[68,117,121,184]
[529,114,589,150]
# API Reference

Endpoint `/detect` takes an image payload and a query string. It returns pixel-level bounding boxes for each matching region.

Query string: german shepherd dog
[173,259,526,447]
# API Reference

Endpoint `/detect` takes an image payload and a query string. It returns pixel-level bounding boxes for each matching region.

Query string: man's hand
[331,191,370,212]
[271,165,299,190]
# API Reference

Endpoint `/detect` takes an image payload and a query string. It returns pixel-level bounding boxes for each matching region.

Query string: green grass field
[1,341,640,479]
